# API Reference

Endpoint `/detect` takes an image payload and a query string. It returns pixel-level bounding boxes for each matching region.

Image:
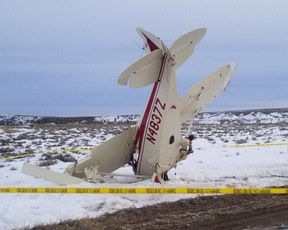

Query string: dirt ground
[29,194,288,230]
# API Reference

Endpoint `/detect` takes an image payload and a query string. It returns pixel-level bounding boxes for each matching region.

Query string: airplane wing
[22,163,85,186]
[170,28,206,69]
[178,64,236,123]
[118,49,163,88]
[67,126,137,179]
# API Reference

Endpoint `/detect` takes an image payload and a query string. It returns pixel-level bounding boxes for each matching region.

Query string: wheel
[163,172,169,181]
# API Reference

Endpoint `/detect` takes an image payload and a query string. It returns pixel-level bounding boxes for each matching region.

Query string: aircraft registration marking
[146,98,166,145]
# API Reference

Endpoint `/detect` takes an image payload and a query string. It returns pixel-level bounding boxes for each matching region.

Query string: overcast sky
[0,0,287,116]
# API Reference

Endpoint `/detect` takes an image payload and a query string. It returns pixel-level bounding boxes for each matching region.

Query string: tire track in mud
[29,194,288,230]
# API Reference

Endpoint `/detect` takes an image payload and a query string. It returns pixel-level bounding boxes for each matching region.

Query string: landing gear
[162,172,169,181]
[129,152,139,174]
[187,134,195,154]
[187,146,194,154]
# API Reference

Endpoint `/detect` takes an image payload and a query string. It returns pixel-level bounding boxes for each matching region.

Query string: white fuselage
[135,52,182,176]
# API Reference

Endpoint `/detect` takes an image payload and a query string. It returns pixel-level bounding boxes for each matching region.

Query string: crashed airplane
[22,27,236,184]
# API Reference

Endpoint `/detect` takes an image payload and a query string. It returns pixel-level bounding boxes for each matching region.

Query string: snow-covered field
[0,109,288,230]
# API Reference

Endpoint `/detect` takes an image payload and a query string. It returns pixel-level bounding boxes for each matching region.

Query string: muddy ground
[29,194,288,230]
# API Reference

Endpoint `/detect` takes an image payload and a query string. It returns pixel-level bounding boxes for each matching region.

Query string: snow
[196,111,288,124]
[94,114,139,123]
[0,115,41,126]
[0,110,288,229]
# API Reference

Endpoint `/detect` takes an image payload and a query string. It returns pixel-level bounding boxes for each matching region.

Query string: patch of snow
[0,115,41,126]
[94,114,139,123]
[0,110,288,229]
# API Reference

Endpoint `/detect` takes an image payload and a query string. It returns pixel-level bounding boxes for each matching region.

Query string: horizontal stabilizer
[67,126,137,179]
[170,28,206,69]
[179,64,236,123]
[118,49,163,88]
[22,163,84,185]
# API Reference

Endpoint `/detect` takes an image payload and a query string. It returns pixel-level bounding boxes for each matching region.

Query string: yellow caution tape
[0,187,287,194]
[52,148,93,152]
[223,142,288,148]
[0,148,93,161]
[0,153,35,160]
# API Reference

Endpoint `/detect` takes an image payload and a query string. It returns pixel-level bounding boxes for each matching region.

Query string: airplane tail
[136,28,164,53]
[117,28,165,89]
[170,28,206,69]
[117,49,163,88]
[118,28,207,89]
[136,27,206,69]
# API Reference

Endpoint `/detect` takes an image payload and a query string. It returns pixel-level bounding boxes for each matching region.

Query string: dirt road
[30,194,288,230]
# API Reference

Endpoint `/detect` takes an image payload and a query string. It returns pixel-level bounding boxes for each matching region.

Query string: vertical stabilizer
[136,28,163,53]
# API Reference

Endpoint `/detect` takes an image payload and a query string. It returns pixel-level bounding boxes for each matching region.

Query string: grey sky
[0,0,287,116]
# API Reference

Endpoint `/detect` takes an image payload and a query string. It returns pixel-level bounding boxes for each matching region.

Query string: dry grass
[0,126,17,133]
